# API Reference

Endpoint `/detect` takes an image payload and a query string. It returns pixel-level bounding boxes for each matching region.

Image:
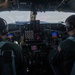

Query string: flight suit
[49,36,75,75]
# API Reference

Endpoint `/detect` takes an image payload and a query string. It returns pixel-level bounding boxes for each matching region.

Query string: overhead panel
[0,0,74,12]
[68,0,75,10]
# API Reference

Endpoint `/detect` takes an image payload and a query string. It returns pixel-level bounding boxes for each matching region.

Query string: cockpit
[0,0,75,75]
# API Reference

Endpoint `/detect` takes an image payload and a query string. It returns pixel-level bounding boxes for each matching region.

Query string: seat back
[1,50,16,75]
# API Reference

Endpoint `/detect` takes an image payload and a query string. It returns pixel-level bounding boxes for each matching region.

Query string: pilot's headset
[0,18,8,35]
[65,22,75,32]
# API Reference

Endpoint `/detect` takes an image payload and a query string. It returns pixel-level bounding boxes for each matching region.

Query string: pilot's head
[0,18,8,40]
[65,15,75,35]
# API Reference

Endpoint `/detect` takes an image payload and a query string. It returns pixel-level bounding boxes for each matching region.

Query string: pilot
[0,18,24,74]
[49,15,75,75]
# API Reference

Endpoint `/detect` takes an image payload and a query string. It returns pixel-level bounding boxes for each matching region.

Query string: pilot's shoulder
[6,42,20,48]
[57,39,71,52]
[60,39,72,45]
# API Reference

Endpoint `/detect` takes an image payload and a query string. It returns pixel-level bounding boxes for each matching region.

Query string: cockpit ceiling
[0,0,75,12]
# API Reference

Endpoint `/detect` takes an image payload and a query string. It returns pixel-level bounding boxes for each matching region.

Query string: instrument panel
[8,20,66,45]
[8,20,68,75]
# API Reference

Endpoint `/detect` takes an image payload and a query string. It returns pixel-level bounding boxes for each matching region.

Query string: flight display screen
[7,33,13,38]
[31,45,37,50]
[51,31,57,39]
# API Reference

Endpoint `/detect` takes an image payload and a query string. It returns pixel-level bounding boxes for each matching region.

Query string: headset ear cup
[65,22,74,32]
[2,27,7,35]
[0,18,8,35]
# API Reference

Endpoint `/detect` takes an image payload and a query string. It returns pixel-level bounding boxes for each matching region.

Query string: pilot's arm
[50,39,75,65]
[48,40,67,65]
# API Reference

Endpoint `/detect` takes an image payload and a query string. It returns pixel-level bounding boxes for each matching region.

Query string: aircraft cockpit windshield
[0,11,75,24]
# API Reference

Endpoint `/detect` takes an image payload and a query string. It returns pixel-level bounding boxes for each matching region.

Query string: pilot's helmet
[0,18,8,35]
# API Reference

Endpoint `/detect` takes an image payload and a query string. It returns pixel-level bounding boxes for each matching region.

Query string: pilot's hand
[57,45,61,52]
